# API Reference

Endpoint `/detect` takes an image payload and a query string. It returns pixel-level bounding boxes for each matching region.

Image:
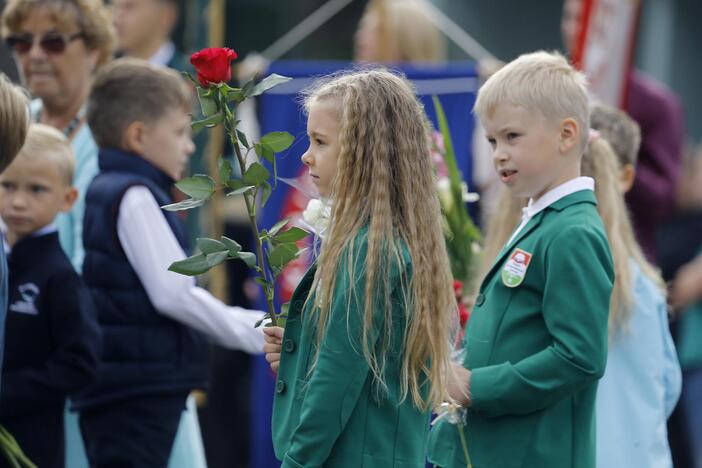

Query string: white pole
[423,2,497,61]
[261,0,357,61]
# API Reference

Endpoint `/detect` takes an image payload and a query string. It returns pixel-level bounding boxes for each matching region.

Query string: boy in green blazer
[428,51,614,468]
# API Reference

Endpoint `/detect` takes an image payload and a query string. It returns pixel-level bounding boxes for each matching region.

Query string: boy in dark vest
[74,58,265,468]
[0,124,100,468]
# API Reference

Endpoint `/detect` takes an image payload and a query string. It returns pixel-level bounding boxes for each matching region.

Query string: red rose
[458,303,470,328]
[190,47,238,88]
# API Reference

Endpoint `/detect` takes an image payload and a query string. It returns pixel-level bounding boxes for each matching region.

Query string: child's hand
[671,256,702,310]
[263,326,285,374]
[448,362,472,407]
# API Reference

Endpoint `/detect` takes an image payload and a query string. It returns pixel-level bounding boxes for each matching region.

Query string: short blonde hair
[87,58,190,150]
[590,102,641,167]
[474,50,590,152]
[2,0,115,69]
[0,73,30,171]
[361,0,446,63]
[14,124,75,184]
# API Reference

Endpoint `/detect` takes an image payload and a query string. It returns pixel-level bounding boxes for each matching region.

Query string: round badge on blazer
[276,380,286,394]
[475,294,485,306]
[501,248,533,288]
[284,339,295,353]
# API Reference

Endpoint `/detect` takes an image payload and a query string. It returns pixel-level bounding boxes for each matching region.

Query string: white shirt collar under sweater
[148,41,176,67]
[507,176,595,245]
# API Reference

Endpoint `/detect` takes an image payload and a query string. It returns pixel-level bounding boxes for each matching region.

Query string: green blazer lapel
[481,211,546,289]
[288,264,317,318]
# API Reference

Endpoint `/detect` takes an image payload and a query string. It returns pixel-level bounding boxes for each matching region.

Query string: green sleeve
[282,248,407,468]
[470,226,613,417]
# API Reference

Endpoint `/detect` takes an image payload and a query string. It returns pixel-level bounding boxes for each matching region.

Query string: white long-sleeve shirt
[116,185,264,354]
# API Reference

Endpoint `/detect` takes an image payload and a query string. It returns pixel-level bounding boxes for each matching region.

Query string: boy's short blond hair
[474,50,590,152]
[590,102,641,168]
[87,58,191,150]
[0,73,30,172]
[16,124,75,185]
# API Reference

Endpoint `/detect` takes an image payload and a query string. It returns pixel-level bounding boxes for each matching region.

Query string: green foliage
[432,97,482,287]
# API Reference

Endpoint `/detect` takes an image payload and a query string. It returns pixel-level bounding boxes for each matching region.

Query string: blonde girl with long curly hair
[263,68,456,468]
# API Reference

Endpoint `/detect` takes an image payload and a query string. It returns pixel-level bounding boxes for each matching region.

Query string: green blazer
[272,231,430,467]
[428,190,614,468]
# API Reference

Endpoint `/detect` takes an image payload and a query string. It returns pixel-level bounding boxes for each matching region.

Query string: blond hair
[303,69,455,410]
[479,138,664,333]
[474,50,590,152]
[0,73,30,172]
[14,123,75,184]
[590,102,641,167]
[87,58,190,150]
[2,0,115,68]
[360,0,446,63]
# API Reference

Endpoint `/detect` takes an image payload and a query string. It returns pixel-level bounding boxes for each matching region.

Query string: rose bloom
[190,47,238,87]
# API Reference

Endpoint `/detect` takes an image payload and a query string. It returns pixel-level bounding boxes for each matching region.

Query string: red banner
[572,0,642,108]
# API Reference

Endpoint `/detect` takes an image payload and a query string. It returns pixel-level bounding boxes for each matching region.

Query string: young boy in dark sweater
[0,124,100,468]
[75,58,264,467]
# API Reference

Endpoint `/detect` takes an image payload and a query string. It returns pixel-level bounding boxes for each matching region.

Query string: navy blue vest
[74,149,208,409]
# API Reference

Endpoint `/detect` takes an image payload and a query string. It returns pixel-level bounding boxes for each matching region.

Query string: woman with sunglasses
[1,0,114,273]
[1,2,113,468]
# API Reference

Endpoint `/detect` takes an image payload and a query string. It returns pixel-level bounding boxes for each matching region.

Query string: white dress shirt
[117,186,265,354]
[507,176,595,246]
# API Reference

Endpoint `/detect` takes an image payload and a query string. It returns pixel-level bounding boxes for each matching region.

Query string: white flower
[302,199,331,237]
[437,177,453,210]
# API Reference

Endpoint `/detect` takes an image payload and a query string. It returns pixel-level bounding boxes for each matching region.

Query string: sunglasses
[5,32,84,54]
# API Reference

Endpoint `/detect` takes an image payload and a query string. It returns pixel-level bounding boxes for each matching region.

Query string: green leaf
[225,184,256,197]
[221,236,242,255]
[247,73,292,97]
[161,198,207,211]
[192,113,223,133]
[169,254,211,276]
[268,243,300,269]
[236,129,250,149]
[273,227,309,244]
[254,313,271,328]
[175,174,215,199]
[268,219,290,237]
[196,238,227,254]
[243,162,270,186]
[260,131,294,153]
[237,251,257,267]
[226,89,245,103]
[254,143,275,164]
[206,251,229,268]
[261,181,273,207]
[218,158,233,184]
[197,87,218,117]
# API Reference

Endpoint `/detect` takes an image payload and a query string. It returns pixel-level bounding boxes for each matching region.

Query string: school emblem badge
[501,248,532,288]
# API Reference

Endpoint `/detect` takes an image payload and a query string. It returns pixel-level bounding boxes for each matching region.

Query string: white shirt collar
[148,41,176,67]
[523,176,594,219]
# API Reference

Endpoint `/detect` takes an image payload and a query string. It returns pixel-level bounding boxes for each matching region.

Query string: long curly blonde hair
[303,69,455,410]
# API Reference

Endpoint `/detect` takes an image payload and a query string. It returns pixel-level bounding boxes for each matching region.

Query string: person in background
[561,0,684,264]
[0,73,29,390]
[0,124,100,468]
[74,58,265,468]
[110,0,186,71]
[353,0,446,63]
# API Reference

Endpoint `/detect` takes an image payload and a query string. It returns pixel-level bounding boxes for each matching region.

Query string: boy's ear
[122,121,148,155]
[59,186,78,213]
[559,117,579,154]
